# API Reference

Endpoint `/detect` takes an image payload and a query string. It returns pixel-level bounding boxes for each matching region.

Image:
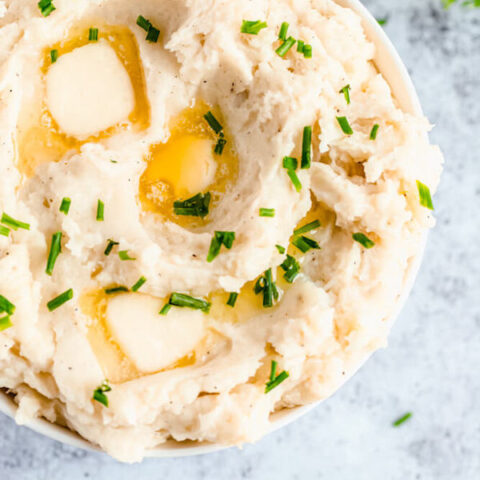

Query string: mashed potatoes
[0,0,442,462]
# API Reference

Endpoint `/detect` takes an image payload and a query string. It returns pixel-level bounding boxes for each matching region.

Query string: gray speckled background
[1,1,479,478]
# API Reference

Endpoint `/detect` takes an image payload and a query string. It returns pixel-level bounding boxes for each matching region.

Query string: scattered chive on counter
[259,208,275,217]
[50,49,58,63]
[168,293,211,313]
[47,289,73,312]
[96,200,104,221]
[280,254,301,283]
[370,124,380,140]
[276,36,296,57]
[93,381,111,407]
[136,15,160,43]
[417,180,434,210]
[393,412,412,427]
[265,360,289,393]
[118,250,136,261]
[173,192,211,217]
[376,17,388,26]
[59,197,71,215]
[104,239,119,256]
[0,295,15,315]
[226,292,238,307]
[105,286,129,295]
[0,225,9,237]
[278,22,289,41]
[0,315,12,332]
[38,0,55,17]
[339,84,351,104]
[1,213,30,231]
[254,268,279,308]
[89,27,98,41]
[282,156,302,192]
[336,116,353,135]
[240,20,268,35]
[131,276,147,292]
[352,232,375,249]
[301,126,312,169]
[45,232,62,275]
[292,235,320,253]
[207,231,235,262]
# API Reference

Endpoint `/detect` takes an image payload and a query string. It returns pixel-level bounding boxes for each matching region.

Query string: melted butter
[17,23,149,177]
[138,102,238,227]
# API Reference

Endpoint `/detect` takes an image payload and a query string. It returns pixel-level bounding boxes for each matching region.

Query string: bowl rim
[0,0,427,459]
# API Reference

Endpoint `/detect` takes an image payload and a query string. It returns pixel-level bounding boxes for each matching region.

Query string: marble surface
[1,1,479,478]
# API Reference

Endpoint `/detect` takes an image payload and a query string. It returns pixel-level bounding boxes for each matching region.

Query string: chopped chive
[104,239,119,256]
[159,303,171,315]
[0,315,12,332]
[336,116,353,135]
[280,254,301,283]
[292,235,320,253]
[214,136,227,155]
[259,208,275,217]
[50,49,58,63]
[173,192,211,218]
[59,197,71,215]
[265,361,289,393]
[207,231,235,262]
[96,200,104,221]
[38,0,55,17]
[136,15,160,43]
[278,22,289,41]
[203,111,223,134]
[253,268,279,308]
[0,225,9,237]
[226,292,238,307]
[393,412,412,427]
[168,293,211,313]
[294,220,321,236]
[118,250,136,261]
[45,232,62,276]
[1,213,30,231]
[282,156,298,170]
[370,124,380,140]
[136,15,151,32]
[93,381,111,407]
[417,181,434,210]
[297,40,305,52]
[275,244,286,254]
[377,17,388,26]
[303,44,312,58]
[0,295,15,315]
[131,276,147,292]
[89,28,98,41]
[104,286,129,295]
[286,169,302,192]
[276,36,296,57]
[339,84,351,104]
[146,26,160,43]
[301,126,312,169]
[352,232,375,249]
[47,289,73,312]
[241,20,268,35]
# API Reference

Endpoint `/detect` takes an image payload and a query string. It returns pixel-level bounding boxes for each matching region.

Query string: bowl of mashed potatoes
[0,0,442,461]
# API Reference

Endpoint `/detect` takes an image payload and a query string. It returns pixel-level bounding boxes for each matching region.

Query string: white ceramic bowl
[0,0,427,458]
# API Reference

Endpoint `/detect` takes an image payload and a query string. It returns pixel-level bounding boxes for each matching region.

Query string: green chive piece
[173,192,211,218]
[297,40,305,52]
[1,213,30,231]
[104,286,129,295]
[283,157,302,192]
[292,235,320,253]
[294,220,321,236]
[377,17,388,26]
[0,225,9,237]
[0,315,12,332]
[96,200,104,221]
[214,136,227,155]
[0,295,15,315]
[253,269,279,308]
[275,244,286,254]
[93,381,111,407]
[89,28,98,41]
[352,232,375,249]
[265,361,289,393]
[417,181,434,210]
[59,197,71,215]
[104,239,119,256]
[131,276,147,292]
[45,232,62,276]
[118,250,136,261]
[393,412,412,427]
[336,116,353,135]
[241,20,268,35]
[203,111,223,134]
[259,208,275,217]
[47,289,73,312]
[226,292,239,307]
[370,124,380,140]
[278,22,289,41]
[50,49,58,63]
[159,303,171,315]
[301,126,312,169]
[276,36,296,57]
[207,231,236,262]
[168,293,211,313]
[339,84,351,104]
[38,0,55,17]
[280,254,301,283]
[303,44,312,58]
[286,170,302,192]
[136,15,151,31]
[136,15,160,43]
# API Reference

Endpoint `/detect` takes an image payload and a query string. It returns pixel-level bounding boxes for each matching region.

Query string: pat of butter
[106,293,205,373]
[46,41,135,138]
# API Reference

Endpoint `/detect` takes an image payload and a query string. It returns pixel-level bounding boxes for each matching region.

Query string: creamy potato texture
[0,0,442,462]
